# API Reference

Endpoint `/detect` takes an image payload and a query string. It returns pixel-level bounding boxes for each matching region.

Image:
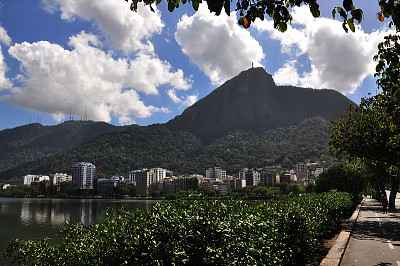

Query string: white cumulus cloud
[182,93,198,107]
[0,26,11,46]
[254,6,392,94]
[175,4,265,85]
[167,89,198,107]
[0,26,12,90]
[0,46,12,90]
[4,31,190,123]
[40,0,164,53]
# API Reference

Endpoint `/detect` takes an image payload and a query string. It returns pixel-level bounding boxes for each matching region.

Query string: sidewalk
[340,198,400,265]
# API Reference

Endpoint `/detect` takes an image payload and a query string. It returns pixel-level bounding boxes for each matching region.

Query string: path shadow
[351,220,400,242]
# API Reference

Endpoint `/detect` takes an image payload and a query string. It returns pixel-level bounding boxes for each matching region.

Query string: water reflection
[0,198,158,264]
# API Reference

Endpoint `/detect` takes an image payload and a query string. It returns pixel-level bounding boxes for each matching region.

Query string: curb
[319,198,364,266]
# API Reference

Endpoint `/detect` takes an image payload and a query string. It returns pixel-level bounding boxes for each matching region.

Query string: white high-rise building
[245,170,260,186]
[206,167,226,180]
[22,175,50,186]
[295,163,308,179]
[130,169,153,191]
[72,162,97,190]
[51,173,72,185]
[151,168,167,183]
[315,168,324,177]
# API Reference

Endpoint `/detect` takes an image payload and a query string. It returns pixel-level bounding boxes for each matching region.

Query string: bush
[4,192,354,265]
[315,163,365,200]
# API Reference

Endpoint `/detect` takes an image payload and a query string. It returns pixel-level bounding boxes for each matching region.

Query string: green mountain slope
[167,67,352,139]
[0,121,127,173]
[0,116,333,179]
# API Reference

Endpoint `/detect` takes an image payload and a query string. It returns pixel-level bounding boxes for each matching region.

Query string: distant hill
[0,68,352,180]
[0,116,335,180]
[167,67,353,139]
[0,121,128,173]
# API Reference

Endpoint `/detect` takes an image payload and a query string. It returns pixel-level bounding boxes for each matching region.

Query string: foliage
[329,34,400,208]
[4,192,355,265]
[0,117,335,180]
[315,163,365,199]
[230,184,280,198]
[0,121,124,173]
[125,0,365,33]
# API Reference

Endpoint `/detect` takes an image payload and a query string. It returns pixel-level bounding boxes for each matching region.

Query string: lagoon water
[0,197,158,264]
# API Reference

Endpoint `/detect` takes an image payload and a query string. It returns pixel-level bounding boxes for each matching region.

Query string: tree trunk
[389,173,399,210]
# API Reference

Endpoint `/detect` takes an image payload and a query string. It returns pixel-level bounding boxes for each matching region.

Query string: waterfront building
[278,173,291,184]
[295,163,308,179]
[315,168,324,177]
[22,175,50,187]
[226,176,246,189]
[244,170,260,186]
[129,168,169,191]
[129,169,153,191]
[72,162,98,190]
[173,176,199,192]
[206,167,226,180]
[51,173,72,186]
[198,180,214,190]
[212,180,229,195]
[97,178,118,194]
[2,184,11,190]
[259,170,278,187]
[151,168,167,183]
[278,171,297,184]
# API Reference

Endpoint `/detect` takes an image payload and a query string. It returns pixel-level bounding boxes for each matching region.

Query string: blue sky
[0,0,394,130]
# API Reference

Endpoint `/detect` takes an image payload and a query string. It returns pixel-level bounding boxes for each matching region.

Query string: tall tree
[329,35,400,209]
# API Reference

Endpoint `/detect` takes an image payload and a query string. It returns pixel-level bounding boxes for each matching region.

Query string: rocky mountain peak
[166,67,352,140]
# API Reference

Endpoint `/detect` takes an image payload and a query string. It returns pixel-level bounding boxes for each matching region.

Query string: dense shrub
[4,192,354,265]
[315,163,365,200]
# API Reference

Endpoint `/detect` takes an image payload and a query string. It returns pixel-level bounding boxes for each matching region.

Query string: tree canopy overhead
[329,34,400,208]
[124,0,400,32]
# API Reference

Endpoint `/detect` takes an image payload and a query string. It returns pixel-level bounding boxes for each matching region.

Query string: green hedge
[4,192,354,265]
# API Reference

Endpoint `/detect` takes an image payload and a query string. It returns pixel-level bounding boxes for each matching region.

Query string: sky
[0,0,394,130]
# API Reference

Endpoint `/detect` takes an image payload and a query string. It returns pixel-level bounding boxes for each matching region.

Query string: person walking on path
[382,194,388,214]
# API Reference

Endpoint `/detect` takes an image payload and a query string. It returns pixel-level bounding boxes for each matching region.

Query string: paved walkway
[340,198,400,266]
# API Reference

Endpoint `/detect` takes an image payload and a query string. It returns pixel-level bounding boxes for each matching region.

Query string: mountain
[0,121,129,173]
[0,117,333,180]
[167,67,353,139]
[0,68,352,180]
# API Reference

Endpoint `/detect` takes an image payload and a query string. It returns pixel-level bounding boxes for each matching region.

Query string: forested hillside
[0,121,126,172]
[0,116,334,179]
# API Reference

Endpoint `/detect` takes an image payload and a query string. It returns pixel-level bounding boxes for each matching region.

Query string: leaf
[377,12,385,22]
[310,3,320,17]
[347,18,355,32]
[243,1,249,10]
[332,8,336,18]
[224,0,230,15]
[238,17,244,26]
[351,9,363,23]
[244,17,249,29]
[278,22,288,32]
[192,0,200,11]
[342,22,349,33]
[168,1,175,12]
[343,0,354,12]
